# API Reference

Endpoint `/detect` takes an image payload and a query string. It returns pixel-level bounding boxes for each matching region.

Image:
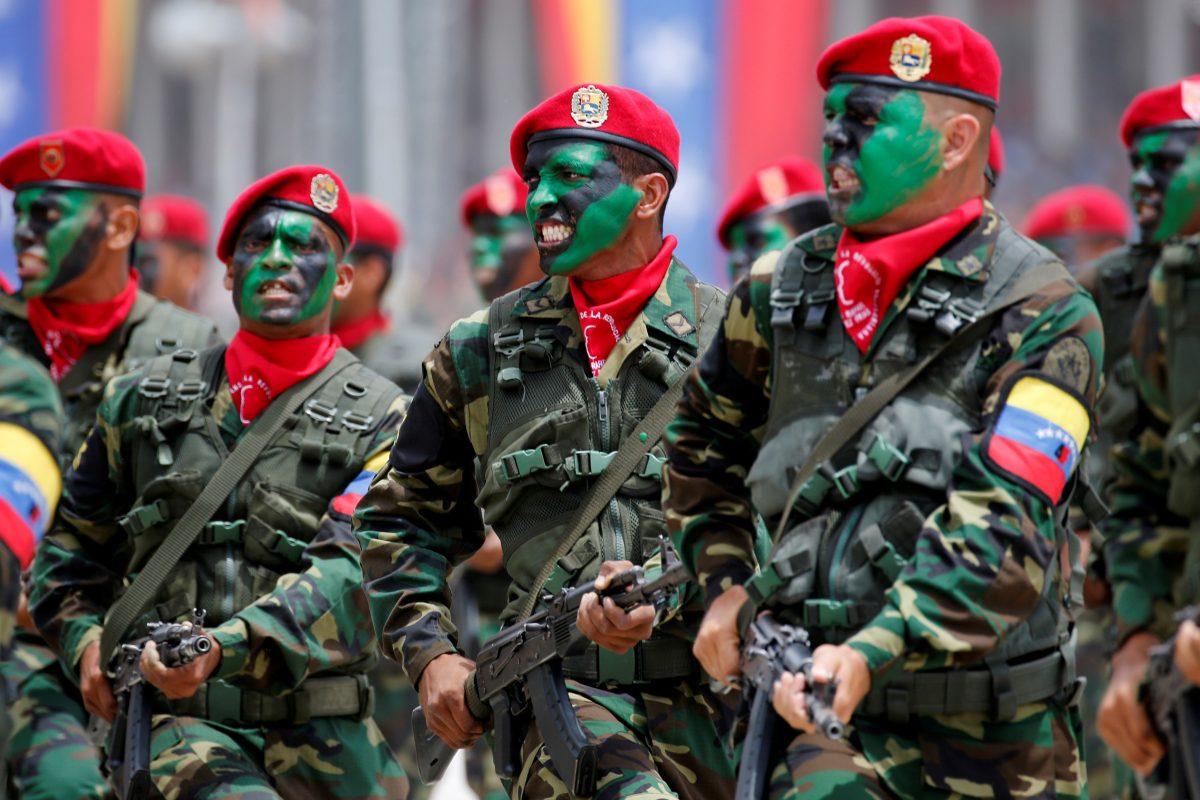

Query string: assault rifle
[736,610,843,800]
[107,609,213,800]
[1142,606,1200,800]
[414,537,689,797]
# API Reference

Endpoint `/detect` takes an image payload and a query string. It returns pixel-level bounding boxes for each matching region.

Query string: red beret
[510,83,680,184]
[217,165,354,263]
[351,195,403,253]
[1119,75,1200,148]
[1022,185,1130,241]
[0,127,145,198]
[817,16,1001,110]
[986,127,1005,181]
[139,194,208,249]
[716,156,825,248]
[460,169,530,226]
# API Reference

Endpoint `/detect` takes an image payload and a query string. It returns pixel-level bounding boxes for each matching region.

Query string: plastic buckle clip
[341,411,374,432]
[138,376,171,399]
[304,398,338,424]
[867,434,910,481]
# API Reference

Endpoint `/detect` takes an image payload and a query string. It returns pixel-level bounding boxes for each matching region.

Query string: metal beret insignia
[38,140,64,178]
[1183,78,1200,123]
[485,174,517,216]
[310,173,339,213]
[570,85,610,129]
[890,34,932,82]
[756,165,788,205]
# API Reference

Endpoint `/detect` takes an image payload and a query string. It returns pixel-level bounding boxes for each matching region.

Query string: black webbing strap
[99,348,359,663]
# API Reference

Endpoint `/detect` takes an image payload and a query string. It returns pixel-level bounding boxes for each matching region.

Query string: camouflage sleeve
[354,317,489,685]
[664,253,775,605]
[212,395,409,692]
[29,371,142,673]
[847,278,1104,674]
[1098,274,1185,643]
[0,346,63,567]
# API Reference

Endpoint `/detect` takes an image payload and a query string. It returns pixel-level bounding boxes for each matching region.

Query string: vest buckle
[866,434,910,481]
[138,376,171,399]
[829,464,860,500]
[936,298,984,337]
[155,337,180,353]
[176,378,207,402]
[303,398,338,425]
[493,329,525,353]
[770,288,803,327]
[341,411,374,432]
[804,289,836,332]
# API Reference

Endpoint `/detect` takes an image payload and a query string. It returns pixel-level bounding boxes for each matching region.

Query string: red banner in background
[46,0,137,130]
[721,0,828,196]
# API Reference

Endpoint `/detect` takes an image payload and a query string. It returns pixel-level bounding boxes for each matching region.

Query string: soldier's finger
[612,601,654,631]
[586,597,613,634]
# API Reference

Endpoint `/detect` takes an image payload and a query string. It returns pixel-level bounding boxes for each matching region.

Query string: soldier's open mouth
[1135,197,1160,224]
[827,164,860,200]
[536,221,574,250]
[257,279,295,300]
[16,251,47,281]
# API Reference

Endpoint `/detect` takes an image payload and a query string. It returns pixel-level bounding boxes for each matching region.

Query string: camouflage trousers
[768,702,1087,799]
[371,657,506,800]
[2,636,109,799]
[147,710,408,799]
[516,679,736,800]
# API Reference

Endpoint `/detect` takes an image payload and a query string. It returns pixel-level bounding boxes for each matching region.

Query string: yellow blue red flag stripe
[0,422,61,566]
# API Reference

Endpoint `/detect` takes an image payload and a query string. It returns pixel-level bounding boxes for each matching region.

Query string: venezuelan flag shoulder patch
[983,374,1090,506]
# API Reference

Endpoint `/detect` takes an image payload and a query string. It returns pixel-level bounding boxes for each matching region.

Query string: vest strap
[801,599,879,629]
[745,550,813,606]
[167,674,373,724]
[859,648,1072,722]
[858,523,906,582]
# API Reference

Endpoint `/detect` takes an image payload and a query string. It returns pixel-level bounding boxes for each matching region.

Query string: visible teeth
[540,224,573,244]
[830,166,858,190]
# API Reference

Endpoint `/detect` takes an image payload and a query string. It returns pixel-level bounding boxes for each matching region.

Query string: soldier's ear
[632,172,669,222]
[941,113,982,174]
[222,263,234,292]
[105,202,140,252]
[332,260,354,302]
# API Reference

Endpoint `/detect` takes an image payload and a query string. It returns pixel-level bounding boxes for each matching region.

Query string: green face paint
[727,217,792,281]
[523,140,642,275]
[231,207,338,327]
[1131,129,1200,242]
[12,187,108,298]
[822,83,943,227]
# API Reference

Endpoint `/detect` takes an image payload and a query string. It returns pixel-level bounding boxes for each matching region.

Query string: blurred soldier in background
[30,165,408,798]
[135,193,210,311]
[1096,74,1200,787]
[985,126,1004,198]
[331,194,436,394]
[1023,185,1130,273]
[460,168,541,302]
[669,17,1100,798]
[716,155,829,283]
[0,127,219,800]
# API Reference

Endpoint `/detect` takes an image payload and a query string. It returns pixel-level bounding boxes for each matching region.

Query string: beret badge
[38,140,64,178]
[889,34,932,82]
[485,173,518,216]
[570,85,610,129]
[756,165,788,205]
[1183,78,1200,123]
[310,173,339,213]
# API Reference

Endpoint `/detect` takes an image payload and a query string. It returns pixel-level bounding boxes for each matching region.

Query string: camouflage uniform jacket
[664,204,1105,677]
[1101,236,1200,643]
[29,345,407,692]
[355,258,724,686]
[0,290,221,465]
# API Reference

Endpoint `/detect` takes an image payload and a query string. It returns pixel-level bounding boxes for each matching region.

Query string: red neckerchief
[26,272,141,381]
[225,329,340,425]
[331,309,390,351]
[835,197,983,353]
[568,235,676,376]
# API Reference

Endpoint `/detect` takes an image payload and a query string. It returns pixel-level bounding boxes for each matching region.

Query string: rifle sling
[99,348,359,663]
[771,262,1071,544]
[514,290,722,620]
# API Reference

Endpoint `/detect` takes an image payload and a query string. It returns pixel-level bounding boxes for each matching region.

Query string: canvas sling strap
[99,347,359,664]
[771,261,1072,545]
[514,290,722,621]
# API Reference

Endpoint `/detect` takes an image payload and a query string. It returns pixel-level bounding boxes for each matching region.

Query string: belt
[563,636,697,686]
[166,674,374,725]
[859,650,1079,724]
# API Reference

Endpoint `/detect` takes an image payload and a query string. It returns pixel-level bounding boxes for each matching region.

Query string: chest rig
[0,293,215,466]
[746,223,1079,721]
[474,274,719,686]
[1157,239,1200,604]
[117,346,396,638]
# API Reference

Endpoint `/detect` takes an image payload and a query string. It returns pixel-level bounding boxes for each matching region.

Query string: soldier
[1023,185,1130,274]
[331,194,434,394]
[666,16,1101,798]
[1095,75,1200,780]
[716,155,830,283]
[356,83,736,799]
[29,165,409,797]
[0,127,219,800]
[136,194,210,311]
[0,345,62,779]
[460,168,542,302]
[985,126,1003,197]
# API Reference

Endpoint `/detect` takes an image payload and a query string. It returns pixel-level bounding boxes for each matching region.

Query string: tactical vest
[113,345,398,722]
[475,270,721,686]
[0,291,218,465]
[746,222,1077,719]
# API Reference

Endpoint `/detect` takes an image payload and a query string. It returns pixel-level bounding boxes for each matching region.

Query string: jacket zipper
[828,505,864,601]
[593,379,625,561]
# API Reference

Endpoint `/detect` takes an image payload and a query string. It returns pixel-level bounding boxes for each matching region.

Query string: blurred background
[0,0,1198,335]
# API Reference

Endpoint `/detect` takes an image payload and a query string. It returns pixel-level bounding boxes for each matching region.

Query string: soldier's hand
[694,585,750,687]
[140,636,221,700]
[79,640,118,722]
[577,561,655,654]
[1098,632,1165,775]
[419,652,483,749]
[812,643,870,723]
[1174,619,1200,687]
